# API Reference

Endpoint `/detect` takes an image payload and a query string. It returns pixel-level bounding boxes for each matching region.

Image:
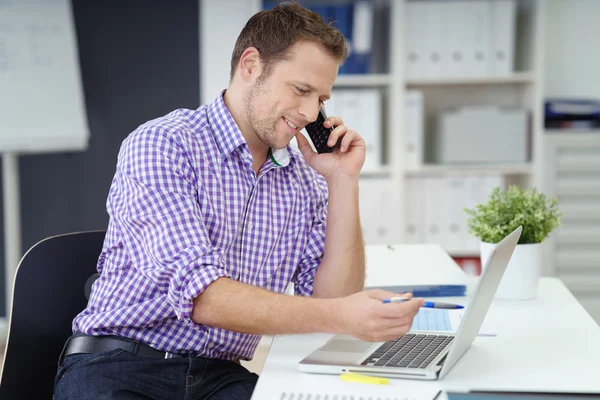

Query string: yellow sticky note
[340,372,389,385]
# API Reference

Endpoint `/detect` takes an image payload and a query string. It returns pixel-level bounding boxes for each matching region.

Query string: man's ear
[238,47,263,82]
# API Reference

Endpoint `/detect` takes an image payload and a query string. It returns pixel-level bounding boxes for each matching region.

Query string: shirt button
[247,222,253,231]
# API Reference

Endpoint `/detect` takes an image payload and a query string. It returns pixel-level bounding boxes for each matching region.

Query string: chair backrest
[0,230,106,399]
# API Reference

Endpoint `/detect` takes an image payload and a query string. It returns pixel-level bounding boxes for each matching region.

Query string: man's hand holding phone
[296,107,366,181]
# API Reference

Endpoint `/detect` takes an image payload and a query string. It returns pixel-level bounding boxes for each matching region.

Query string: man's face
[244,41,339,149]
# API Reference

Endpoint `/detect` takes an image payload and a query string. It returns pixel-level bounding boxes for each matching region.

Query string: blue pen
[382,297,464,309]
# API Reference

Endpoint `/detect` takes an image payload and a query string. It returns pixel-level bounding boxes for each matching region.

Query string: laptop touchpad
[321,339,373,353]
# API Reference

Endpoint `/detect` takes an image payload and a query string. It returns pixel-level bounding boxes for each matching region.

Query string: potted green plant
[464,185,561,300]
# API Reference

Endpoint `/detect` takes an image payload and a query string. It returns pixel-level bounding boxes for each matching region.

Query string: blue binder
[369,285,467,298]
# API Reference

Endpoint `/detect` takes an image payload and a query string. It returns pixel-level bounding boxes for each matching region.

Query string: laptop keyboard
[361,333,454,369]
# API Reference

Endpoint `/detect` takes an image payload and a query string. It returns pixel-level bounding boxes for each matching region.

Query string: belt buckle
[164,352,176,359]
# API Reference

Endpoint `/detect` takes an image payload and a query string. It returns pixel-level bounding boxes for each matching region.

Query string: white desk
[252,278,600,399]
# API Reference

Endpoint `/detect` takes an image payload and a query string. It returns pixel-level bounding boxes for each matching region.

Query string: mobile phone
[304,107,340,154]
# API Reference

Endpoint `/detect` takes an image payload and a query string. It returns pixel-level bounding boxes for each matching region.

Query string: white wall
[544,0,600,98]
[199,0,261,104]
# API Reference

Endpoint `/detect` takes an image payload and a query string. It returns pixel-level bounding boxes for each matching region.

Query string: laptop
[299,226,522,380]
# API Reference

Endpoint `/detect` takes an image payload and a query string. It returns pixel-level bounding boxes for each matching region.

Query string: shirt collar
[269,148,291,167]
[206,90,292,168]
[207,91,247,158]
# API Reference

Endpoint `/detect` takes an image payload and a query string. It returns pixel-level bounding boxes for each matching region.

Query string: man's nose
[299,98,320,123]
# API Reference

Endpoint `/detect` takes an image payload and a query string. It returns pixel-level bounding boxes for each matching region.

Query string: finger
[367,289,413,301]
[323,116,344,129]
[327,125,348,147]
[401,297,426,314]
[340,129,358,152]
[377,300,423,319]
[378,297,425,318]
[295,132,315,159]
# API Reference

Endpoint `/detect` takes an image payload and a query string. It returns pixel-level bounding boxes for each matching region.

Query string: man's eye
[295,86,308,95]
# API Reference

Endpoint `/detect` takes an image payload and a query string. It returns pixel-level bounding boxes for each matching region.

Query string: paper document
[411,308,497,336]
[364,245,468,294]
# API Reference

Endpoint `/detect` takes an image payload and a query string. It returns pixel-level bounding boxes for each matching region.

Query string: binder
[406,1,426,79]
[404,90,424,170]
[378,180,401,244]
[405,177,425,244]
[351,0,374,74]
[370,285,467,297]
[358,178,376,244]
[359,178,399,245]
[364,244,468,297]
[359,89,382,171]
[424,177,448,247]
[335,89,382,172]
[331,3,353,75]
[445,176,470,252]
[464,176,482,251]
[423,1,443,78]
[490,0,516,76]
[436,1,454,75]
[446,1,469,77]
[467,0,491,77]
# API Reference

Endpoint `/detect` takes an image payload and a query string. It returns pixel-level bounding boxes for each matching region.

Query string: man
[54,2,424,399]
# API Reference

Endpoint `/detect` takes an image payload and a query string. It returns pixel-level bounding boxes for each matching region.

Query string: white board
[0,0,89,153]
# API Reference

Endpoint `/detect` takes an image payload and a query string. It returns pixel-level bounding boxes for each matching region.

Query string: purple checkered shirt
[73,92,328,361]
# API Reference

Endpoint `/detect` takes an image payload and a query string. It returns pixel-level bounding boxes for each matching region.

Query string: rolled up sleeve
[293,178,328,297]
[107,124,228,321]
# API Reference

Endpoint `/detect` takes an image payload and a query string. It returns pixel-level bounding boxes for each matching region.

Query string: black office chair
[0,230,106,399]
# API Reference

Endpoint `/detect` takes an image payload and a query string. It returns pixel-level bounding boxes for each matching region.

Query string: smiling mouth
[283,117,299,130]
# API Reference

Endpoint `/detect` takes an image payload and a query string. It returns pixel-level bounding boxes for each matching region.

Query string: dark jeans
[53,347,259,399]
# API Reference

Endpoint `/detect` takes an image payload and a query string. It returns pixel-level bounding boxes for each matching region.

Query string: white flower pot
[480,241,541,300]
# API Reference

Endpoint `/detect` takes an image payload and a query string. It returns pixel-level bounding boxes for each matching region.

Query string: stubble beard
[244,83,287,150]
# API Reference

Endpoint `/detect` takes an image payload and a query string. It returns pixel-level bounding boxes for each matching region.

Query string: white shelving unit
[542,132,600,323]
[199,0,545,257]
[334,74,391,87]
[356,0,544,255]
[406,72,535,87]
[406,163,534,176]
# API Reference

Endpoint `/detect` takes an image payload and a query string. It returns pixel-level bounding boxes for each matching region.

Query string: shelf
[406,72,535,87]
[405,163,534,176]
[334,74,391,87]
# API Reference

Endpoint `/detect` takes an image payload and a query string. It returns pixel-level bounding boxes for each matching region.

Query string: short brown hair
[230,1,348,80]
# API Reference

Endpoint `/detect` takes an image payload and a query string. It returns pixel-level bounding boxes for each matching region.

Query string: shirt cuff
[295,281,314,297]
[174,264,231,324]
[294,267,317,297]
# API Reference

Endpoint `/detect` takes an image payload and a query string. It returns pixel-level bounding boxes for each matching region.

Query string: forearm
[313,173,365,298]
[192,277,338,335]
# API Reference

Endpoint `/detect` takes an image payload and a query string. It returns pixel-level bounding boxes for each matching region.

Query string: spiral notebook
[279,394,426,400]
[277,388,441,400]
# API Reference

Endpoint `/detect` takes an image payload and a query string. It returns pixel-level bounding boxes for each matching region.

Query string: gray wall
[0,0,200,315]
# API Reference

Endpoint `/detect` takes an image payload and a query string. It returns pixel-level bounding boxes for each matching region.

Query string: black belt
[61,334,186,363]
